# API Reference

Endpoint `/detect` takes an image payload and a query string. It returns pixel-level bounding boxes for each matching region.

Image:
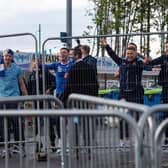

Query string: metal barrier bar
[139,104,168,168]
[0,95,63,168]
[67,94,150,168]
[154,118,168,168]
[42,31,168,41]
[0,109,141,168]
[67,93,148,112]
[67,94,152,168]
[0,95,63,107]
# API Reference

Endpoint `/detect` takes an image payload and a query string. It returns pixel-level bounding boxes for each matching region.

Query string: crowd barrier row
[0,94,168,168]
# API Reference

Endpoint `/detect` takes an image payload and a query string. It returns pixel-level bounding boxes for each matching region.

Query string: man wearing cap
[0,49,28,152]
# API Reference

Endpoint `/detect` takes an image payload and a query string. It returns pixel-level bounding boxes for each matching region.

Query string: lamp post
[66,0,72,49]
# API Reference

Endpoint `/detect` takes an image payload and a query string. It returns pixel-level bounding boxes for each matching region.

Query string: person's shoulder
[89,55,97,61]
[12,63,21,69]
[121,57,127,63]
[72,60,87,68]
[54,61,60,66]
[68,60,75,66]
[137,57,144,62]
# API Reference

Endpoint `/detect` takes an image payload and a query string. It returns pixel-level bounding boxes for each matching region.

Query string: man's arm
[39,62,56,70]
[148,56,162,66]
[101,39,122,65]
[19,77,28,96]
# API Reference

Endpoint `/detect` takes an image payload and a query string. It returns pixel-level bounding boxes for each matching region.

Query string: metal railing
[0,108,141,168]
[0,95,63,168]
[139,104,168,168]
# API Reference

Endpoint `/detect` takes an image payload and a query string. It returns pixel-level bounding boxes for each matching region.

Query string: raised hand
[100,38,108,46]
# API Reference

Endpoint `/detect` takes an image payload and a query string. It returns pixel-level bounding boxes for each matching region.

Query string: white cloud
[0,0,89,22]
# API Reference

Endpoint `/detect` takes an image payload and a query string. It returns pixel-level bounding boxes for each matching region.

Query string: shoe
[119,140,125,147]
[35,143,43,153]
[11,145,26,157]
[55,148,61,155]
[50,141,56,152]
[1,150,12,158]
[124,140,130,147]
[165,139,168,145]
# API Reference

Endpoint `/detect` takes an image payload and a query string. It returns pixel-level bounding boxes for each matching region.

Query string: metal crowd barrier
[2,94,168,168]
[65,94,150,168]
[139,104,168,168]
[0,108,141,168]
[0,95,63,168]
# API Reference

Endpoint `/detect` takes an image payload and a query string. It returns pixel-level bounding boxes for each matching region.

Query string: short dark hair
[74,46,82,59]
[126,46,136,51]
[128,42,137,49]
[60,47,69,52]
[3,49,14,56]
[80,45,90,54]
[70,48,75,51]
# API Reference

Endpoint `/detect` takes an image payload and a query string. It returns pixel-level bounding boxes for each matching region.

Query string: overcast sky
[0,0,93,53]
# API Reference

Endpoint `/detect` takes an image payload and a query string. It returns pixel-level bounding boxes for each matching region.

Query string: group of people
[101,39,168,144]
[1,39,168,152]
[37,45,99,149]
[0,44,99,153]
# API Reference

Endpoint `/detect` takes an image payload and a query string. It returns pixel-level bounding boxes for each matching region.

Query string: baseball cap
[3,49,14,56]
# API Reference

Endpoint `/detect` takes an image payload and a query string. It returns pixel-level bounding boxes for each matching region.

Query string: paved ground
[0,125,136,168]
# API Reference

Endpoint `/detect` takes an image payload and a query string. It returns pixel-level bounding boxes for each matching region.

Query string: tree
[86,0,168,57]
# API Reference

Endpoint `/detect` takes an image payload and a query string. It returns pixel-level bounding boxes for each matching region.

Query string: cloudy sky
[0,0,93,53]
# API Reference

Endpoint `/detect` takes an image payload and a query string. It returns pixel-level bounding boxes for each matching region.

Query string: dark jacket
[105,45,145,103]
[62,60,99,103]
[83,55,97,75]
[27,69,55,95]
[149,55,168,86]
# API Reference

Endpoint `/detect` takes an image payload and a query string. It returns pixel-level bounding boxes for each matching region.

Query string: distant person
[114,42,145,78]
[27,58,55,152]
[62,47,99,103]
[101,39,151,146]
[101,39,148,104]
[69,48,75,62]
[27,58,55,96]
[0,49,28,152]
[62,47,98,159]
[147,41,168,144]
[80,45,97,75]
[40,47,74,150]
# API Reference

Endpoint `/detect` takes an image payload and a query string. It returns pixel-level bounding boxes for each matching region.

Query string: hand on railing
[24,101,33,109]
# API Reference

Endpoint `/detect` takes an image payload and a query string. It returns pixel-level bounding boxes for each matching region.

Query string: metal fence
[41,31,168,103]
[0,108,141,168]
[66,94,155,168]
[0,95,63,168]
[139,104,168,168]
[1,94,168,168]
[1,31,168,168]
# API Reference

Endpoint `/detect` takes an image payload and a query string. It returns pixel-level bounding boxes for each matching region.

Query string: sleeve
[17,66,24,78]
[45,70,56,92]
[27,76,33,95]
[143,63,153,71]
[148,56,162,66]
[39,62,57,71]
[105,45,122,65]
[62,68,74,103]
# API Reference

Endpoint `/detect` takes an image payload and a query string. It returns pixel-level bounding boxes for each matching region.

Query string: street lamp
[66,0,72,48]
